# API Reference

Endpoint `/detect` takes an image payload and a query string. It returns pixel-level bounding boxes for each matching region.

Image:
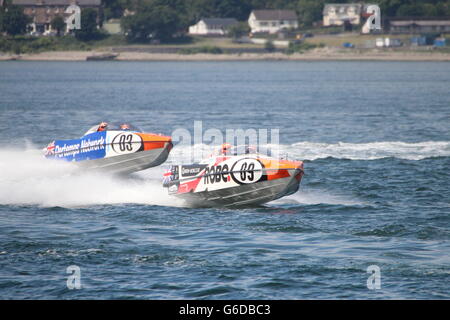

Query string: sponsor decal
[45,141,56,156]
[181,165,207,177]
[48,132,107,161]
[203,164,230,185]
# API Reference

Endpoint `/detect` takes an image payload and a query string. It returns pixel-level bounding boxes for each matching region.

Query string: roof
[251,10,298,21]
[390,20,450,27]
[323,3,362,15]
[12,0,101,6]
[201,18,238,28]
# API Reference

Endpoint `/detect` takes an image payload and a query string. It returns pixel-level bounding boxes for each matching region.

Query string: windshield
[83,122,143,136]
[222,145,273,156]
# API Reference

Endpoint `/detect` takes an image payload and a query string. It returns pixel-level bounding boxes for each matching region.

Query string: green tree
[103,0,130,19]
[0,8,3,32]
[396,3,425,17]
[227,21,250,39]
[0,5,30,35]
[296,0,324,28]
[75,8,102,41]
[51,15,66,36]
[265,40,275,52]
[121,2,180,42]
[436,1,450,16]
[214,0,252,20]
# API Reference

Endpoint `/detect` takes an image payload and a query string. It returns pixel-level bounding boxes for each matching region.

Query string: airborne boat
[44,122,172,174]
[162,145,304,207]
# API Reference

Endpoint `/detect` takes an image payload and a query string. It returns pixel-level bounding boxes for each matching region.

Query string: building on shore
[12,0,102,35]
[323,3,381,32]
[188,18,238,36]
[248,10,298,34]
[323,4,362,27]
[103,19,122,35]
[387,18,450,34]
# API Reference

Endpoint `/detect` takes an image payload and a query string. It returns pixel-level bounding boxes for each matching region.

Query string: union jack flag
[45,141,56,156]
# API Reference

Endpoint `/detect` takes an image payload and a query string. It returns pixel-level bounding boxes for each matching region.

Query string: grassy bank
[0,35,129,54]
[1,33,449,58]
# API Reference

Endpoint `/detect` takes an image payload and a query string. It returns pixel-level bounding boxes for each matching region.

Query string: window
[260,22,268,26]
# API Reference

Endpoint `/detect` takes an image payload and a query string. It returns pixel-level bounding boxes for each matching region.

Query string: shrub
[265,40,275,52]
[179,46,223,54]
[285,41,323,54]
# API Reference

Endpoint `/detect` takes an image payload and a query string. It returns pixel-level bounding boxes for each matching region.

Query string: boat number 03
[231,158,263,184]
[111,133,142,154]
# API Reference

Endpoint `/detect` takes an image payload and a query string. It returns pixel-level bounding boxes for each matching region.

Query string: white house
[323,4,362,26]
[248,10,298,34]
[12,0,102,35]
[188,18,238,36]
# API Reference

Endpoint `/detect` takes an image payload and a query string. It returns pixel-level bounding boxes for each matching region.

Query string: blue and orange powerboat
[44,122,172,174]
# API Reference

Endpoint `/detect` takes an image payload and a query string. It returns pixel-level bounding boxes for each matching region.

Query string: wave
[270,189,366,206]
[279,141,450,161]
[0,140,448,207]
[168,140,450,162]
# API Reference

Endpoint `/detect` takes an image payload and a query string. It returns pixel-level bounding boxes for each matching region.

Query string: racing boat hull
[163,152,304,208]
[175,169,302,208]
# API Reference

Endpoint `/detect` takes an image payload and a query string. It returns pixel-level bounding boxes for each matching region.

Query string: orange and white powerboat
[44,122,172,174]
[162,145,304,207]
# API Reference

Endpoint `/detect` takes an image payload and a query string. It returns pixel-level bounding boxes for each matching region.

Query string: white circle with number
[230,158,263,184]
[111,132,142,154]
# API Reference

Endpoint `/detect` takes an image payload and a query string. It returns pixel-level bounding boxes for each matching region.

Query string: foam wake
[1,140,447,207]
[0,148,183,208]
[168,141,450,162]
[270,189,366,206]
[286,141,450,161]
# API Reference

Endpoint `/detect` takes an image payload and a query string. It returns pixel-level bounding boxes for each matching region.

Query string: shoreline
[2,49,450,61]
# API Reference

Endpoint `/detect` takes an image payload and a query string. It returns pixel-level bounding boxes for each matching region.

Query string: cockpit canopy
[83,122,143,136]
[219,145,274,157]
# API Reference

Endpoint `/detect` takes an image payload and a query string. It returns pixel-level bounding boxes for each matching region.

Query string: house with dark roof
[188,18,238,36]
[388,18,450,34]
[248,10,298,34]
[12,0,102,35]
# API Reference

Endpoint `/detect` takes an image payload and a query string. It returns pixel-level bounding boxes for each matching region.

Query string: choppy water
[0,61,449,299]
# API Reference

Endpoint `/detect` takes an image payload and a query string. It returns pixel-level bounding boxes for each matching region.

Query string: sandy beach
[1,47,450,61]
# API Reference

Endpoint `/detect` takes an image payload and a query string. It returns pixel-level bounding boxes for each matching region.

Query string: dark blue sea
[0,61,449,299]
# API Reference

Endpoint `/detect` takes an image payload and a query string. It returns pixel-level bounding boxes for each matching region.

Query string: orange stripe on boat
[136,134,172,151]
